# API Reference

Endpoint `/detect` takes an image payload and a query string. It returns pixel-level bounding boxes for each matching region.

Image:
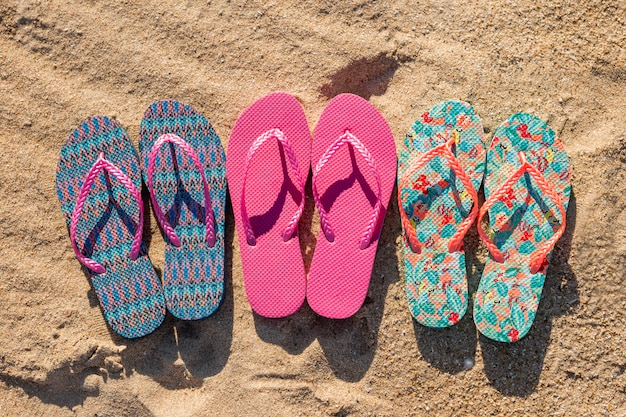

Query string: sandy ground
[0,0,625,416]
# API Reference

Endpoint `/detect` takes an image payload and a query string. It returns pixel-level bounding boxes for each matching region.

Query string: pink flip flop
[227,92,311,318]
[307,94,397,319]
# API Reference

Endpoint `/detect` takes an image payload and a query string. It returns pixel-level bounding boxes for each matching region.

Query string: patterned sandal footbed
[473,113,571,342]
[398,100,486,328]
[139,100,227,320]
[56,116,166,338]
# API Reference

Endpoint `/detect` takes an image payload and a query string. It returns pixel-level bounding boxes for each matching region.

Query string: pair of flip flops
[398,101,571,342]
[56,101,226,338]
[227,93,397,319]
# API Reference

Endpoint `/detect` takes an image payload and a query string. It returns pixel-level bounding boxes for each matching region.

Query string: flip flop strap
[241,128,305,245]
[477,150,567,274]
[70,152,144,274]
[312,130,383,250]
[398,135,479,254]
[147,133,215,248]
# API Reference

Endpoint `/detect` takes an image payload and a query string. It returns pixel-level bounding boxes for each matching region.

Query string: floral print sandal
[474,113,571,342]
[398,101,486,327]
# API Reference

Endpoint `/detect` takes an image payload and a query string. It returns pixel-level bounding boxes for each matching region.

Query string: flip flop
[138,100,227,320]
[397,101,486,328]
[227,92,311,318]
[56,116,166,338]
[307,94,396,319]
[474,113,571,342]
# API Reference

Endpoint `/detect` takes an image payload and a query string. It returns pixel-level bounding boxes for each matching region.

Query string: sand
[0,0,625,415]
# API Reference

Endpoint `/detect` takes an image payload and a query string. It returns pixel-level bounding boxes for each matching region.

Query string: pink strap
[147,133,215,248]
[70,152,144,274]
[240,128,305,246]
[398,135,479,254]
[477,151,567,274]
[312,130,383,250]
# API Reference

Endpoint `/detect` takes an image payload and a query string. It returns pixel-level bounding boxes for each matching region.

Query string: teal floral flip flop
[398,101,486,328]
[474,113,571,342]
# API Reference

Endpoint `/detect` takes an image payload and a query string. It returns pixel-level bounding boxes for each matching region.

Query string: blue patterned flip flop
[398,101,486,328]
[474,113,571,342]
[139,100,227,320]
[56,116,166,338]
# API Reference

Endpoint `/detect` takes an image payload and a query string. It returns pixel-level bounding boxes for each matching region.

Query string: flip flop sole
[398,101,486,327]
[227,92,311,318]
[474,113,571,342]
[56,116,165,338]
[307,94,397,319]
[139,101,227,320]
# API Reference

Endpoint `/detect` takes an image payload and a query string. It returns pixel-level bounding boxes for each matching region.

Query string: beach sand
[0,0,625,415]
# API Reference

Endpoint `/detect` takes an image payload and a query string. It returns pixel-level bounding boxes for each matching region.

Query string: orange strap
[477,151,567,274]
[398,135,479,254]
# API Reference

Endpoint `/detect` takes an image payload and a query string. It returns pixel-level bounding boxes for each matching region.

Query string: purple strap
[241,128,305,246]
[70,152,144,274]
[312,130,383,250]
[147,133,215,248]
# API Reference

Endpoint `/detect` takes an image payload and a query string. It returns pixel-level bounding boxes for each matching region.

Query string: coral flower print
[474,113,571,342]
[398,101,486,328]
